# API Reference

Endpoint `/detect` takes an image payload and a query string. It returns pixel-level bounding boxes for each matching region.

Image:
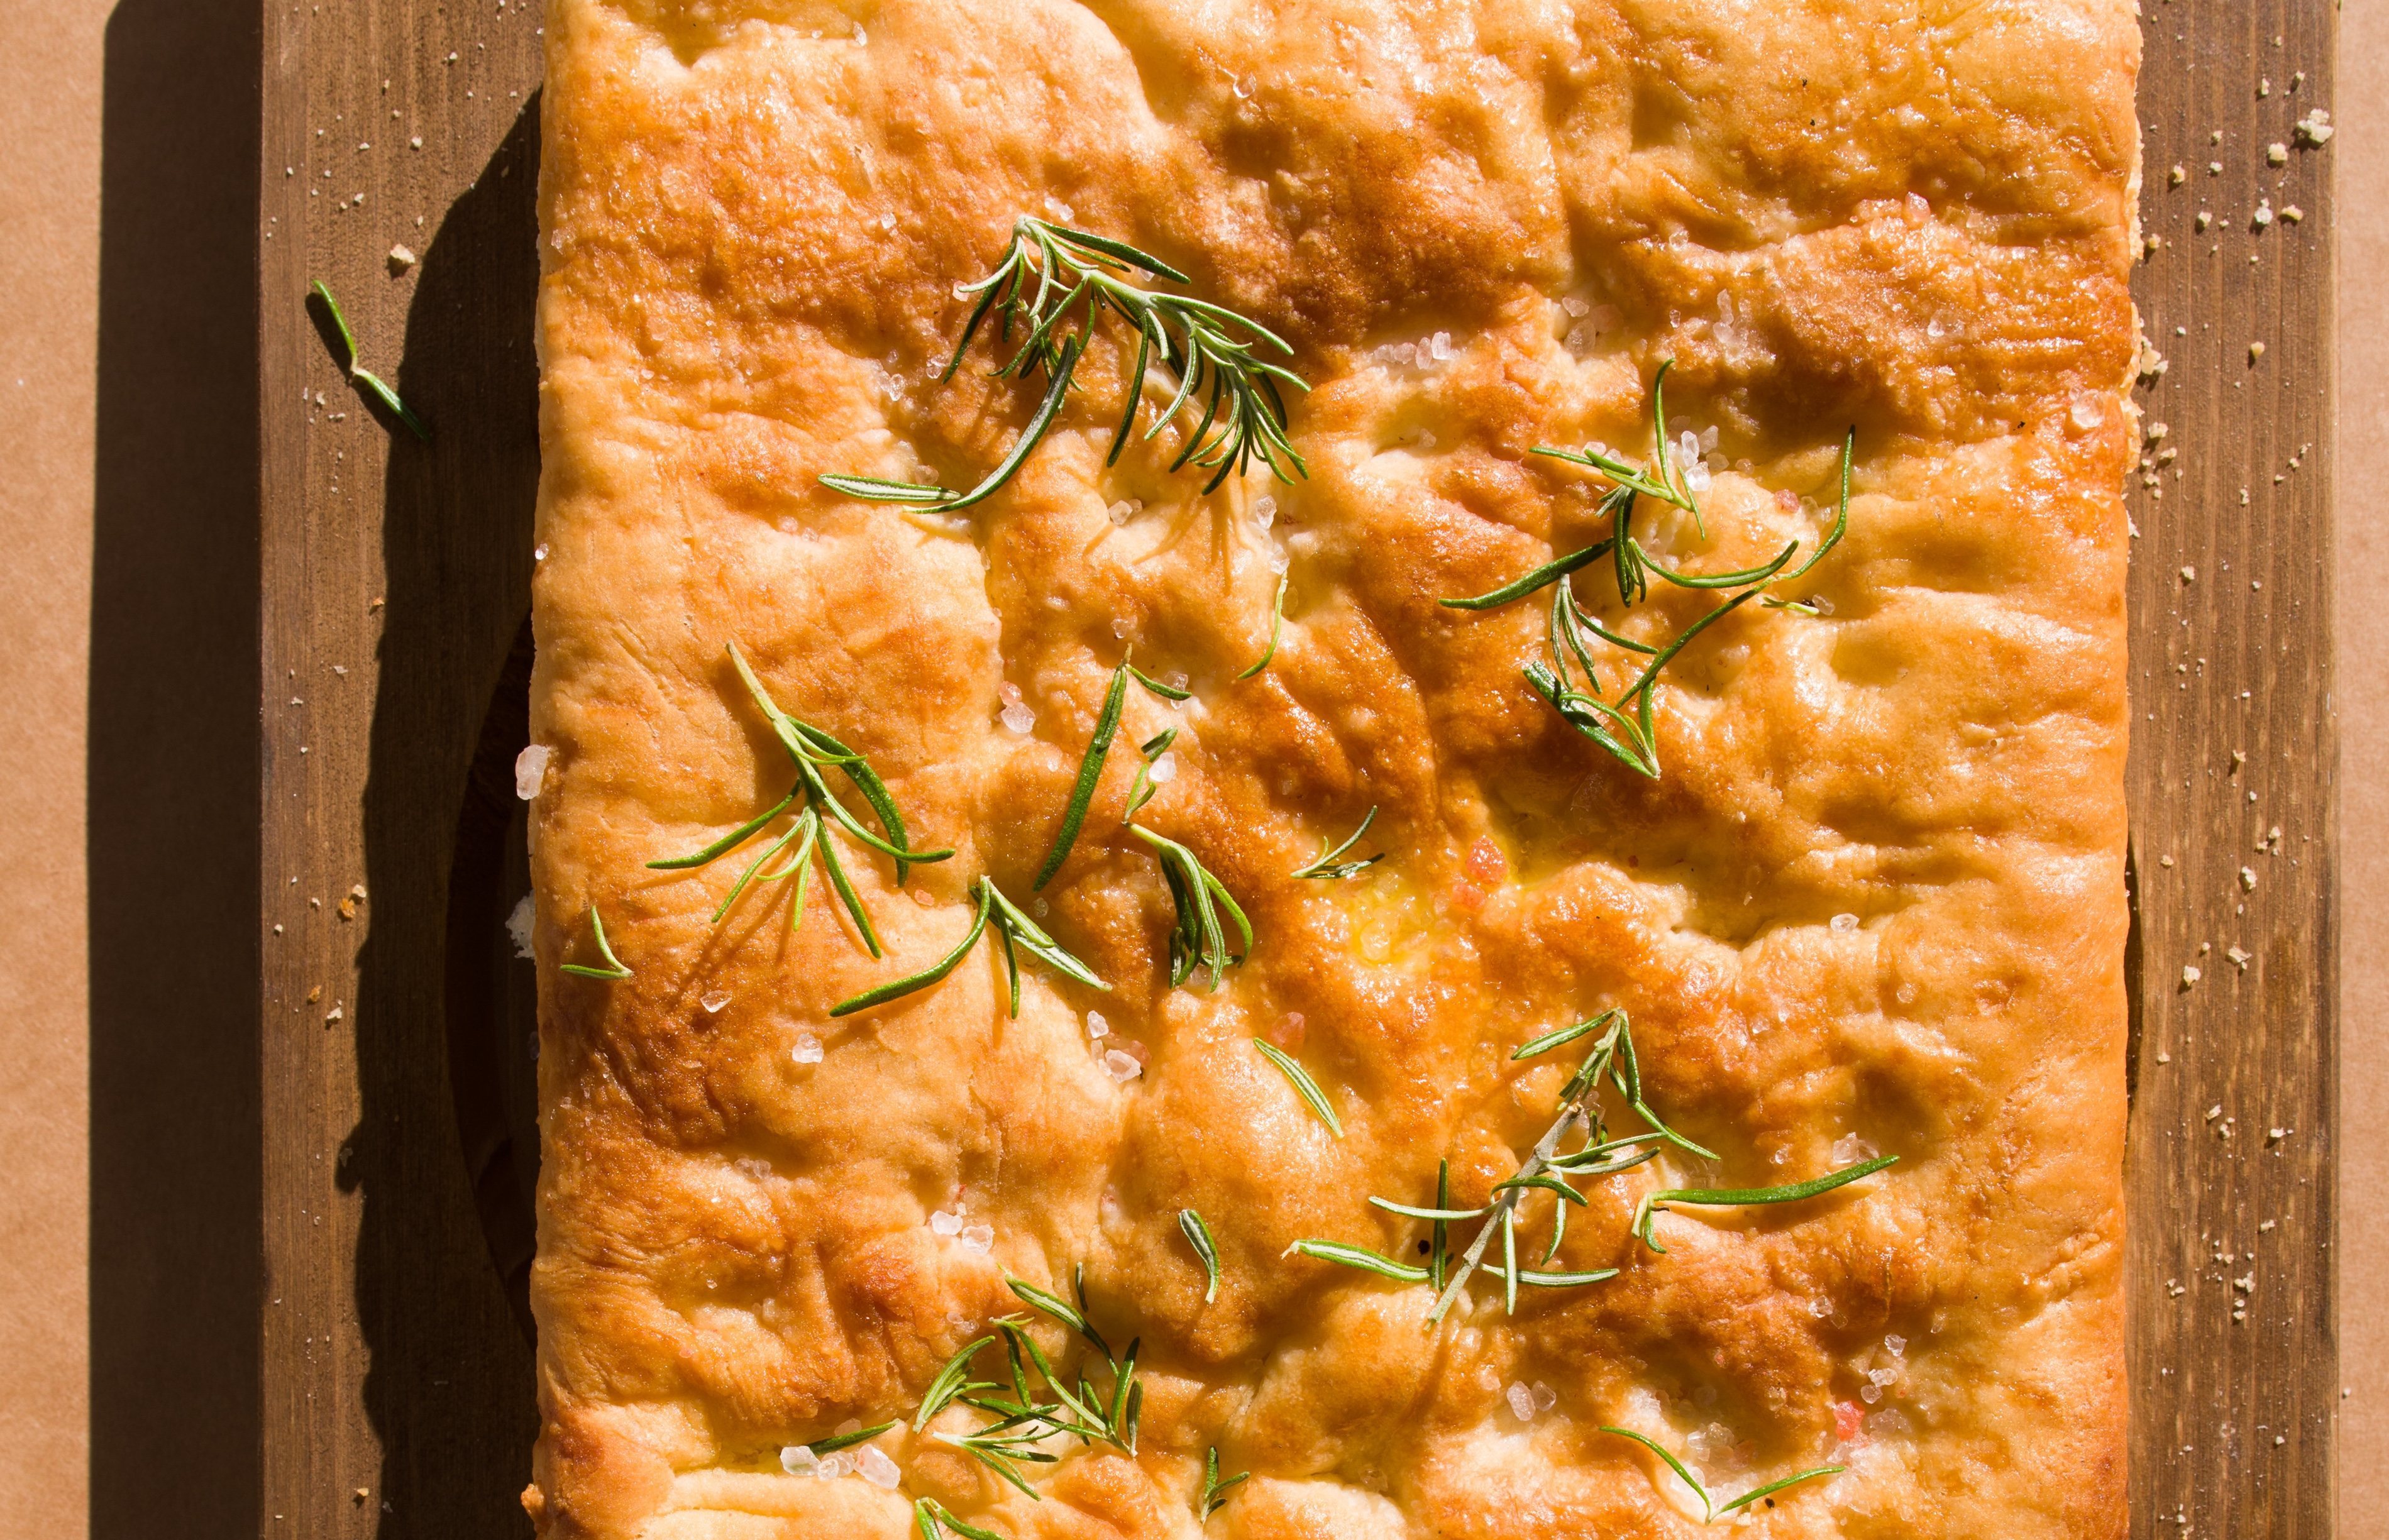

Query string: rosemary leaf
[1512,1011,1614,1060]
[1130,825,1250,988]
[309,280,429,440]
[1178,1209,1222,1303]
[1600,1426,1713,1515]
[558,903,632,979]
[805,1419,897,1455]
[915,1336,997,1430]
[1631,1153,1899,1254]
[1368,1196,1491,1221]
[1032,664,1128,890]
[1199,1448,1250,1519]
[1292,805,1384,880]
[1125,663,1191,701]
[817,473,955,504]
[1712,1465,1846,1517]
[1123,729,1179,820]
[830,883,992,1016]
[1234,572,1289,680]
[916,1499,1010,1540]
[1252,1040,1342,1136]
[1438,538,1615,611]
[1285,1239,1429,1284]
[1777,427,1857,583]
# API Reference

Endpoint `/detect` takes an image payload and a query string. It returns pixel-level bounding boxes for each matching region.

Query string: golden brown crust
[528,3,2136,1536]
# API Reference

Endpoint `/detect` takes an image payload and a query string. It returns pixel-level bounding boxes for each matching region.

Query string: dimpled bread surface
[524,2,2137,1536]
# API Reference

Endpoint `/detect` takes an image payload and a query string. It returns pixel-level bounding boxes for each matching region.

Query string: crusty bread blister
[526,4,2136,1536]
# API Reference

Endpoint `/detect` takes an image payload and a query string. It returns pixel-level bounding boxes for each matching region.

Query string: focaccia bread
[525,3,2138,1537]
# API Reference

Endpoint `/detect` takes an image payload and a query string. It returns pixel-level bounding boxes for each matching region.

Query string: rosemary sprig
[309,280,428,440]
[558,903,632,979]
[822,217,1309,507]
[916,1499,1008,1540]
[1443,367,1855,779]
[1252,1040,1342,1136]
[921,1271,1144,1498]
[1199,1448,1249,1518]
[1292,806,1383,879]
[1030,657,1188,891]
[648,642,954,957]
[1235,572,1289,680]
[1599,1426,1843,1522]
[1630,1152,1898,1255]
[1129,825,1250,989]
[1123,729,1178,821]
[803,1419,897,1455]
[1178,1209,1222,1302]
[831,876,1108,1018]
[1287,1011,1716,1322]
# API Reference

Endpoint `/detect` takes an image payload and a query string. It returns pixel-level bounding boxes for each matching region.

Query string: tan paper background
[0,3,2373,1532]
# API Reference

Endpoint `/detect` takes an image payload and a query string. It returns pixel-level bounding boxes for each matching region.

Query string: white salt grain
[930,1209,964,1236]
[1683,461,1711,494]
[701,989,732,1015]
[506,894,536,959]
[791,1033,824,1065]
[1253,495,1277,529]
[2070,397,2104,432]
[854,1445,901,1488]
[1531,1382,1557,1412]
[1103,1049,1144,1083]
[1830,912,1859,932]
[1832,1133,1879,1165]
[514,744,551,800]
[780,1446,820,1477]
[815,1451,851,1479]
[1505,1382,1535,1422]
[1086,1011,1111,1042]
[1148,754,1178,785]
[1000,703,1037,734]
[1430,330,1452,361]
[959,1224,995,1255]
[1106,498,1140,525]
[1884,1334,1907,1356]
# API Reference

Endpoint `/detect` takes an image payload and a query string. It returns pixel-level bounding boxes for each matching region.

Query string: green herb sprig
[1199,1447,1249,1519]
[1032,657,1189,891]
[915,1498,1008,1540]
[558,903,632,980]
[822,217,1309,507]
[1599,1426,1843,1522]
[1292,806,1384,879]
[310,280,428,440]
[1235,572,1289,680]
[1252,1039,1342,1136]
[1178,1209,1222,1302]
[648,642,954,957]
[802,1419,897,1455]
[1444,365,1855,779]
[831,877,1107,1018]
[1630,1152,1898,1255]
[913,1270,1144,1501]
[1130,825,1250,989]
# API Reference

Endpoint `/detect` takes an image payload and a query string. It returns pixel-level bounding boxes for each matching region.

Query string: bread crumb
[387,243,417,272]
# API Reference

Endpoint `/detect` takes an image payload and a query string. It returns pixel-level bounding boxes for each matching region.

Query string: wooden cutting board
[255,3,2339,1533]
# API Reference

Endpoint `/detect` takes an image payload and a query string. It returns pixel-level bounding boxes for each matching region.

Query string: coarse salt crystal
[1505,1382,1535,1422]
[930,1209,964,1236]
[791,1033,824,1065]
[1000,703,1037,734]
[1253,495,1277,529]
[1884,1334,1907,1356]
[1679,429,1700,466]
[1112,615,1134,638]
[1561,295,1589,317]
[514,744,551,800]
[1106,498,1140,525]
[1831,1133,1879,1164]
[959,1223,994,1255]
[1103,1049,1144,1083]
[1086,1011,1111,1041]
[1830,913,1859,932]
[815,1451,851,1479]
[1869,1367,1897,1387]
[1430,331,1452,361]
[780,1445,820,1477]
[533,542,549,561]
[1776,488,1799,511]
[1532,1382,1557,1412]
[507,894,536,959]
[1267,544,1289,576]
[2070,397,2104,431]
[1860,1382,1882,1404]
[1148,753,1178,784]
[1683,460,1711,494]
[701,989,732,1014]
[854,1445,900,1488]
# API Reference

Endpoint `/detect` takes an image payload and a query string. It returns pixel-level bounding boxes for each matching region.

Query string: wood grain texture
[255,3,2339,1534]
[2124,3,2338,1536]
[258,1,545,1535]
